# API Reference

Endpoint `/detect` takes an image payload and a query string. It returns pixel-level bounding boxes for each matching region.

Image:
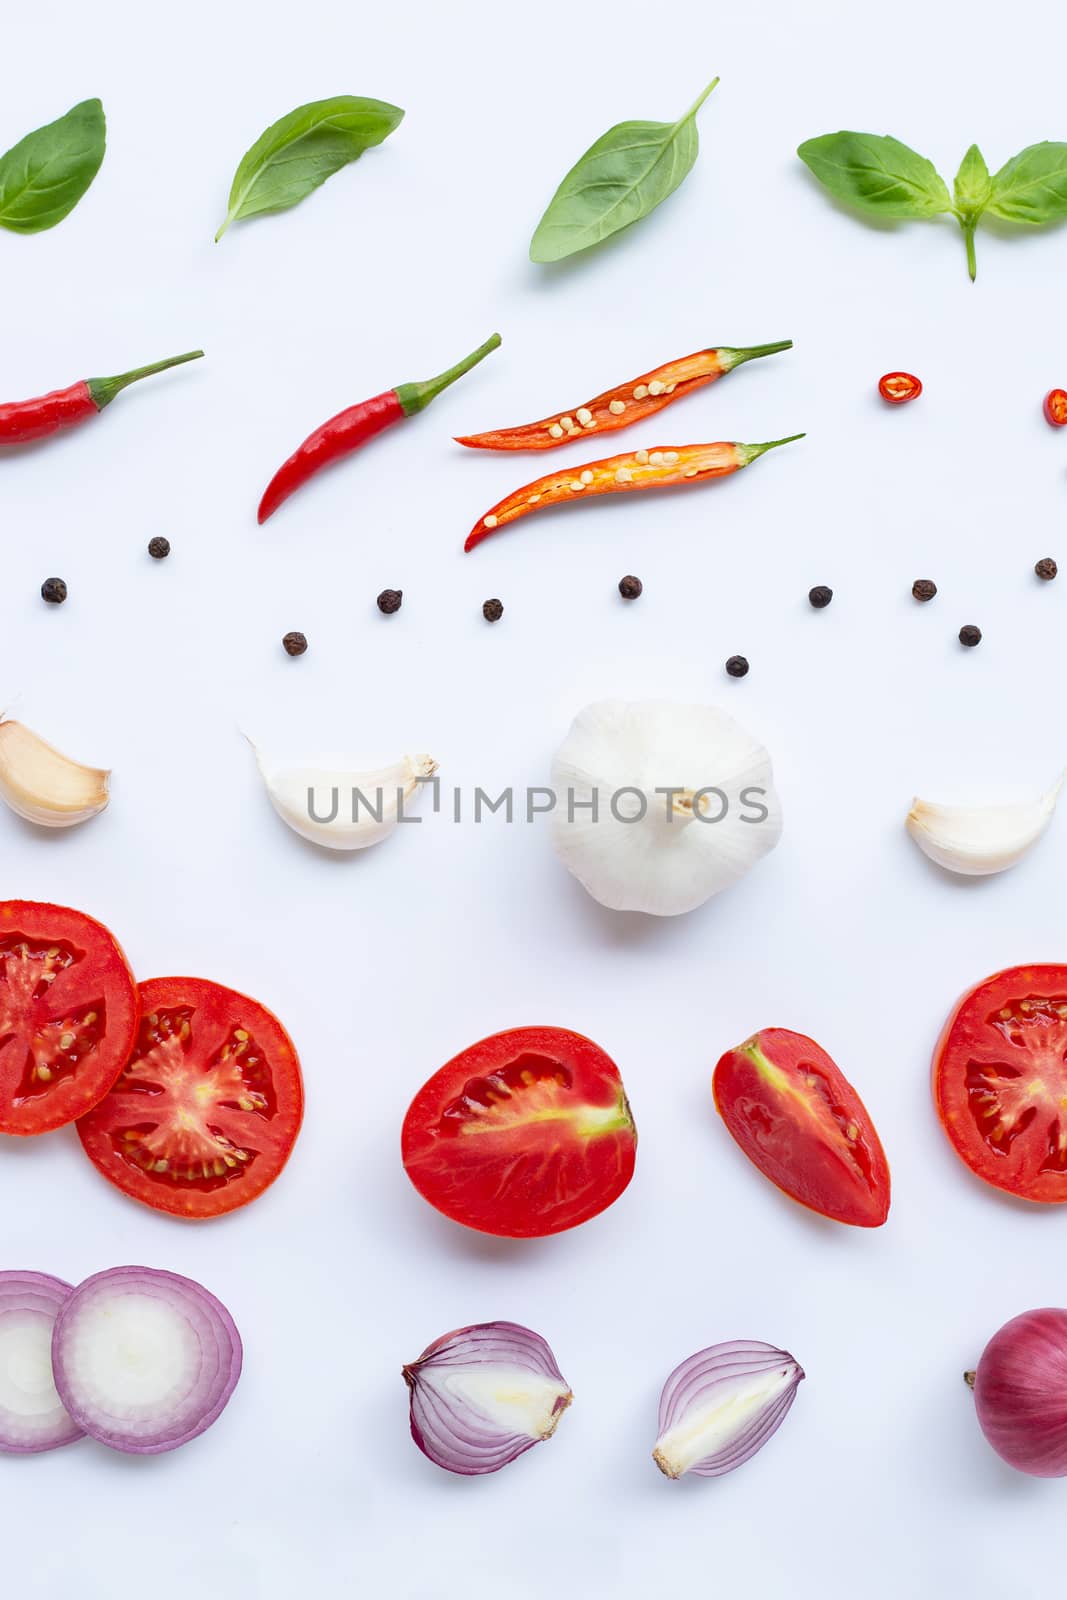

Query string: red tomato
[713,1028,891,1227]
[933,965,1067,1203]
[1044,389,1067,427]
[77,977,303,1219]
[878,371,922,404]
[401,1026,637,1238]
[0,901,140,1136]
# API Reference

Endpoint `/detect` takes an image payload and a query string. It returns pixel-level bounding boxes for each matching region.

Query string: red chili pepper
[1044,388,1067,427]
[0,351,204,446]
[878,371,922,404]
[464,434,803,552]
[455,339,791,452]
[258,333,501,524]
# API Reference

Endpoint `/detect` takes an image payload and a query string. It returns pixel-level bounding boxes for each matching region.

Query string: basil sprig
[530,77,718,264]
[798,131,1067,280]
[216,95,404,240]
[0,99,106,234]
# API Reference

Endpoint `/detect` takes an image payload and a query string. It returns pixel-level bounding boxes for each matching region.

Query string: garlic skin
[906,777,1061,877]
[255,750,438,851]
[0,719,110,828]
[551,700,782,916]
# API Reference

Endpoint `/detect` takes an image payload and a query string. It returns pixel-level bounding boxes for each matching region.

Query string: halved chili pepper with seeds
[456,340,791,452]
[0,351,203,446]
[464,435,804,552]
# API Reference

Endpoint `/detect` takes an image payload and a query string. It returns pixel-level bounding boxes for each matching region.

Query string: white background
[2,0,1067,1594]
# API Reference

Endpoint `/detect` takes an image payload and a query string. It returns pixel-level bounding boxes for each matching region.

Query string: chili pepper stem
[719,340,793,371]
[396,334,502,417]
[739,433,806,465]
[88,350,205,410]
[677,76,720,126]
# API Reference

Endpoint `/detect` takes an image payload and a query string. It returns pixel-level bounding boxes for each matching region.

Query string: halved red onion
[653,1339,804,1479]
[971,1308,1067,1476]
[51,1266,242,1455]
[0,1272,84,1454]
[404,1321,572,1475]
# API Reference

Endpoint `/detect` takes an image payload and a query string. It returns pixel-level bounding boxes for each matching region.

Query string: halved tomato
[0,901,140,1136]
[401,1026,637,1238]
[76,977,303,1219]
[713,1028,891,1227]
[934,964,1067,1203]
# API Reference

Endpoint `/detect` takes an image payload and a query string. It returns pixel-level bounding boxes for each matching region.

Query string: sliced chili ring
[1043,389,1067,427]
[878,371,922,404]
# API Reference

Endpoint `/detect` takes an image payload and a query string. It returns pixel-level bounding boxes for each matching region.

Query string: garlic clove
[255,749,438,851]
[0,719,110,828]
[653,1340,804,1479]
[906,776,1062,877]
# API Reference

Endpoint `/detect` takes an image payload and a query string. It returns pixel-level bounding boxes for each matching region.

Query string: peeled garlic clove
[906,776,1062,876]
[551,699,782,916]
[653,1340,804,1479]
[255,749,437,851]
[403,1321,572,1476]
[0,719,110,828]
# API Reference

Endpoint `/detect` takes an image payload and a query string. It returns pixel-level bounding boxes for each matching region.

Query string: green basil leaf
[797,131,951,219]
[953,144,991,215]
[0,99,105,235]
[987,142,1067,224]
[216,95,404,240]
[529,77,718,264]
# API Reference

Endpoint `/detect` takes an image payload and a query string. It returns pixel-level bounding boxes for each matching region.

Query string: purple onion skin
[973,1309,1067,1477]
[0,1272,84,1455]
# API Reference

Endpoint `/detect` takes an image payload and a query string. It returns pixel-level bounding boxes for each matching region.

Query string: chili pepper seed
[958,625,982,648]
[282,631,308,657]
[377,589,403,616]
[808,585,833,609]
[147,536,171,560]
[912,579,937,602]
[1036,557,1058,581]
[41,578,67,605]
[482,598,504,622]
[618,575,643,600]
[725,655,749,679]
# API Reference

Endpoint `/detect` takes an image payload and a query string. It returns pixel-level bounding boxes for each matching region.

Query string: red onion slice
[653,1339,804,1478]
[51,1266,242,1455]
[404,1321,572,1475]
[0,1271,83,1454]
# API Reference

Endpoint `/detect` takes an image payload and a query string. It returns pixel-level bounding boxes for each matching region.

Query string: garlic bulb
[551,700,782,915]
[255,749,438,851]
[0,719,109,828]
[906,776,1061,876]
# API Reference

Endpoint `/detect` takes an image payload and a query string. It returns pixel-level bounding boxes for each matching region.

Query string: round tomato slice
[713,1028,891,1227]
[77,977,303,1219]
[933,964,1067,1203]
[401,1026,637,1238]
[0,901,140,1136]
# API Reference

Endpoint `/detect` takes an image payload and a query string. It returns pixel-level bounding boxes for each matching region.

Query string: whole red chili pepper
[464,435,803,552]
[0,351,204,446]
[455,340,791,452]
[258,333,501,524]
[1043,388,1067,427]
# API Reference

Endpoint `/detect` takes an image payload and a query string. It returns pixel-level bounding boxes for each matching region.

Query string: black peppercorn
[912,579,937,602]
[958,624,982,648]
[1036,557,1058,581]
[41,578,67,605]
[377,588,403,615]
[725,655,749,678]
[148,536,171,560]
[482,598,504,622]
[618,575,643,600]
[808,585,833,609]
[282,631,308,657]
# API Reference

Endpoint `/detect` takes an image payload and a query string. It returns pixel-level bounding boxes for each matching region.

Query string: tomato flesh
[401,1026,637,1238]
[77,977,303,1219]
[0,901,139,1136]
[933,965,1067,1203]
[878,371,922,404]
[713,1028,891,1227]
[1044,388,1067,427]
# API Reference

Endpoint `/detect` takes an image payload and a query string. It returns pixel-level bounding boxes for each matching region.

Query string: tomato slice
[76,977,303,1219]
[933,965,1067,1203]
[713,1028,891,1227]
[0,901,140,1136]
[401,1026,637,1238]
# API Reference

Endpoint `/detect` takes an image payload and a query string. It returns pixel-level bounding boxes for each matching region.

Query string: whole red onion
[971,1308,1067,1477]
